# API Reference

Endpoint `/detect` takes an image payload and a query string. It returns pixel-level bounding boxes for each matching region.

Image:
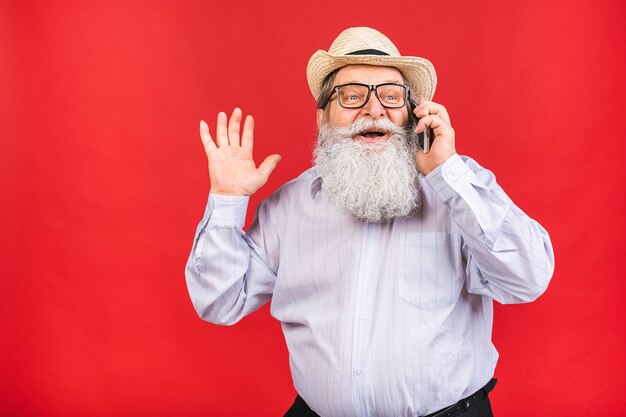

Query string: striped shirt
[185,154,554,416]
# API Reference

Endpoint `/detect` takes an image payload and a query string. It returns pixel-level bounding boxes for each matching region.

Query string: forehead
[334,65,405,84]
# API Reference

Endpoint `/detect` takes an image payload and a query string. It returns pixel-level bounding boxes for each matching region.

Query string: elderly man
[186,27,554,417]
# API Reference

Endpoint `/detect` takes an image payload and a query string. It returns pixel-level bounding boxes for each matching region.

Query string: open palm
[200,108,281,196]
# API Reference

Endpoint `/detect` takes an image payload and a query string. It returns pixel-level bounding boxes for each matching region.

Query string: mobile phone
[420,124,432,153]
[410,105,433,153]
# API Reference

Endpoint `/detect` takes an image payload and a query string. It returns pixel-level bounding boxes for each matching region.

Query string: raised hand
[413,98,457,176]
[199,108,281,196]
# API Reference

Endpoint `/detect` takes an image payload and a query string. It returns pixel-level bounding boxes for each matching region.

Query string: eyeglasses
[329,83,410,109]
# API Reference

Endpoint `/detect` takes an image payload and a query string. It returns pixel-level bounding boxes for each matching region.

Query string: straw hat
[306,27,437,103]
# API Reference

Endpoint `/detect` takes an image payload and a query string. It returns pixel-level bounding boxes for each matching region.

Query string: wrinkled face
[316,65,410,143]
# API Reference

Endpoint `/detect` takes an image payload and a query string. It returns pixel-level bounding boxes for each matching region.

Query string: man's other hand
[199,108,281,196]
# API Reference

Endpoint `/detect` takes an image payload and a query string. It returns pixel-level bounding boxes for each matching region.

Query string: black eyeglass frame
[329,83,411,109]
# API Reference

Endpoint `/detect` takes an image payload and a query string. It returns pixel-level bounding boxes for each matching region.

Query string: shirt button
[360,314,367,320]
[364,261,370,268]
[355,369,362,376]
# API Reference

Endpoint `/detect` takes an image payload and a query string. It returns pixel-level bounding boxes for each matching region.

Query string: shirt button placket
[352,224,374,416]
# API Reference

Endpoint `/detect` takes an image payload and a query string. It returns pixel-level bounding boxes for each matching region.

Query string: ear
[316,109,325,128]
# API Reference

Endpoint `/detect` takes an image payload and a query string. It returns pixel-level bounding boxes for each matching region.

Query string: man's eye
[348,95,359,101]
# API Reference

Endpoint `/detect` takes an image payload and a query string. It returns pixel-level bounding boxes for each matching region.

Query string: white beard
[314,117,420,223]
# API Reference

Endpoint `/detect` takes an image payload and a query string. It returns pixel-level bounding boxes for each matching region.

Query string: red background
[2,1,625,416]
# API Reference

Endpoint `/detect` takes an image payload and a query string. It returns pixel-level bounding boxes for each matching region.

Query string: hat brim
[306,50,437,103]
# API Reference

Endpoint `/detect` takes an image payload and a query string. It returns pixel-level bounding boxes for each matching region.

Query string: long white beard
[314,118,420,223]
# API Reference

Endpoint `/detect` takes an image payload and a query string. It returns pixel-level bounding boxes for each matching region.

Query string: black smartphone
[420,123,432,153]
[410,104,433,153]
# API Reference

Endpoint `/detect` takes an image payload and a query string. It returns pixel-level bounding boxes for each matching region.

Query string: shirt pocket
[398,232,464,310]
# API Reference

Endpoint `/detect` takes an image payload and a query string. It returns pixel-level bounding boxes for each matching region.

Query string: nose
[359,91,387,120]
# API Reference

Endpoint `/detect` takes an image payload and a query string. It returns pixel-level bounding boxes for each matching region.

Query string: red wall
[2,1,625,416]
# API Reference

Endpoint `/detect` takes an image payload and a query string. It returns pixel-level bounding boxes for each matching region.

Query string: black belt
[286,378,497,417]
[423,378,497,417]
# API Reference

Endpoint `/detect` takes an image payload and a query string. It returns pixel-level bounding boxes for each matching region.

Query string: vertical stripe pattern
[185,154,554,416]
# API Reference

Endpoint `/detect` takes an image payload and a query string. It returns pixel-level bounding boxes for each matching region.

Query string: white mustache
[321,118,407,143]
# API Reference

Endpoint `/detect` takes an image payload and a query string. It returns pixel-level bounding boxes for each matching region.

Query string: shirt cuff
[425,154,477,203]
[206,193,250,227]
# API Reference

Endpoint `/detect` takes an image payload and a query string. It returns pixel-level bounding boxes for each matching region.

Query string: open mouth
[355,129,387,142]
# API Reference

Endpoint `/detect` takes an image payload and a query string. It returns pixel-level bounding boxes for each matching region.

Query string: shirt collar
[310,168,323,199]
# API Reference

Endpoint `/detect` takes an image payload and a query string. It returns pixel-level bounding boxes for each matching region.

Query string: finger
[415,114,446,134]
[413,102,437,117]
[413,98,426,115]
[228,108,242,147]
[419,115,456,151]
[215,112,228,147]
[415,114,434,133]
[199,120,217,152]
[414,101,451,124]
[415,115,450,146]
[415,148,428,174]
[241,115,254,152]
[257,154,281,180]
[414,101,432,118]
[431,104,450,124]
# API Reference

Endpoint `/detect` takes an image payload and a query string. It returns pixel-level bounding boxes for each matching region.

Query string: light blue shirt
[185,154,554,417]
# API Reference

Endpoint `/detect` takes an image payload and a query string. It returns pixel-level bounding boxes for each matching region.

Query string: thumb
[415,149,429,176]
[258,154,282,179]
